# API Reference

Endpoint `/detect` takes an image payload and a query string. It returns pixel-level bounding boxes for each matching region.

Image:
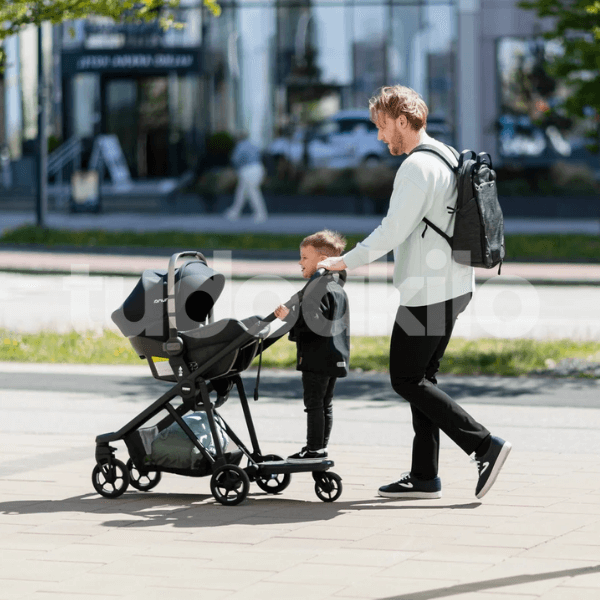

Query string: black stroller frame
[93,251,342,505]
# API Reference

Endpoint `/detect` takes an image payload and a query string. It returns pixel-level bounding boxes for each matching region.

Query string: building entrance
[103,76,170,178]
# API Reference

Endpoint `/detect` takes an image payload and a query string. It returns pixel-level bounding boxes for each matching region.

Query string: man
[225,132,268,223]
[318,85,511,500]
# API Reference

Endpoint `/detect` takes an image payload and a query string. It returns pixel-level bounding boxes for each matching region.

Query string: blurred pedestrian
[318,85,511,500]
[225,132,268,223]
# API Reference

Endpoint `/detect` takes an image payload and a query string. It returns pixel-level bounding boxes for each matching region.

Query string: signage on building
[62,48,201,74]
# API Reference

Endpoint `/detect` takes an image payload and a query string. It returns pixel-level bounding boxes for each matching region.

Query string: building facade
[0,0,586,181]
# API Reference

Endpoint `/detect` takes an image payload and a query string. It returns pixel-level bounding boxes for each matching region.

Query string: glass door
[105,78,138,177]
[104,76,170,178]
[138,77,169,178]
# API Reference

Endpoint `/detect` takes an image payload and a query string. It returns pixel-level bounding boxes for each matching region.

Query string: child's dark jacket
[284,271,350,377]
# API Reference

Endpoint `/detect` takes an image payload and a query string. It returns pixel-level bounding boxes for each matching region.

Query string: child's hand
[274,305,289,319]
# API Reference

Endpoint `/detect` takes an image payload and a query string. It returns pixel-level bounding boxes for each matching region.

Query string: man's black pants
[389,292,490,480]
[302,371,337,451]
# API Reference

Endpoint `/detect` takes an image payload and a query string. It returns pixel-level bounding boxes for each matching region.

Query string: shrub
[550,161,599,195]
[353,164,396,199]
[193,167,238,196]
[298,167,358,196]
[205,131,235,167]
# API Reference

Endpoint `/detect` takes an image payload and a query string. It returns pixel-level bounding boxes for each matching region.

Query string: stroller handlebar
[257,267,329,325]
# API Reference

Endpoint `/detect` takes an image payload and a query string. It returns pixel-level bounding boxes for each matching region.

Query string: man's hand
[318,256,347,271]
[274,305,289,319]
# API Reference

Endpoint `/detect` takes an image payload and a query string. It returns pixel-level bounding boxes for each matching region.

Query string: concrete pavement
[1,364,600,600]
[4,246,600,285]
[3,209,600,235]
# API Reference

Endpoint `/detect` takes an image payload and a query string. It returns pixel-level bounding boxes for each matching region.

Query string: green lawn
[2,329,600,377]
[3,225,600,262]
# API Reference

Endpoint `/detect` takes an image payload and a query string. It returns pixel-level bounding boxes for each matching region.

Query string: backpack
[410,144,505,273]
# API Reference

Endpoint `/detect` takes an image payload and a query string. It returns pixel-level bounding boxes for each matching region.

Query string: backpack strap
[410,144,459,173]
[410,144,460,248]
[422,217,452,246]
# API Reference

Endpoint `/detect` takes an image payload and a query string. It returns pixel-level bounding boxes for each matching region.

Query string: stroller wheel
[314,471,343,503]
[255,454,292,494]
[92,459,130,499]
[210,464,250,506]
[127,459,162,492]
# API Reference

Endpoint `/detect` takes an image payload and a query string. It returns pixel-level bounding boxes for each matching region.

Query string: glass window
[312,6,351,87]
[19,26,38,141]
[72,74,100,138]
[496,36,593,162]
[163,8,203,47]
[350,5,387,107]
[0,74,5,146]
[389,3,455,143]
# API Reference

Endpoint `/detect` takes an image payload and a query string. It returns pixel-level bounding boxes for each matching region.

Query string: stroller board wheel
[255,454,291,494]
[210,464,250,506]
[92,459,130,499]
[127,459,162,492]
[314,471,343,503]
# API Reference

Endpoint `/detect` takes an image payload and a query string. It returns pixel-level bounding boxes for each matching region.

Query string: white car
[268,110,388,170]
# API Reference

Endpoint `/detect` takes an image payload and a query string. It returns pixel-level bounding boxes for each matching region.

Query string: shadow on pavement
[0,494,481,530]
[382,565,600,600]
[7,369,600,408]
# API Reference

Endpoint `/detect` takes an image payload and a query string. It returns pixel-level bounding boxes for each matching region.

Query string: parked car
[268,110,388,170]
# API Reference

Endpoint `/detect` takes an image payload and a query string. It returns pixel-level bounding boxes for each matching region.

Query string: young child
[274,230,350,461]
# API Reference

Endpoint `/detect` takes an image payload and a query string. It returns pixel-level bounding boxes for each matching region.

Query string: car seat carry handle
[165,251,208,355]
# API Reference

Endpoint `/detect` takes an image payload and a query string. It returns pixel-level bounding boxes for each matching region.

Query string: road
[3,271,600,339]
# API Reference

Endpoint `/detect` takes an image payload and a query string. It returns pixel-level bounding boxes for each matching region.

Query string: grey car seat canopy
[111,261,226,340]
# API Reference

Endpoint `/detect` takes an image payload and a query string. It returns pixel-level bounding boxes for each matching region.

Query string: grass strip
[3,226,600,262]
[2,329,600,377]
[0,225,365,253]
[505,233,600,263]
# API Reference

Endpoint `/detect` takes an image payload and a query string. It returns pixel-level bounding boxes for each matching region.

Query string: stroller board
[93,251,343,505]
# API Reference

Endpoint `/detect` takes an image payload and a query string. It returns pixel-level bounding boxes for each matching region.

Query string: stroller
[92,251,343,505]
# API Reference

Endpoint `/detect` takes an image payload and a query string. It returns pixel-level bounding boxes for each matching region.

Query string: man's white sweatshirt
[344,135,474,307]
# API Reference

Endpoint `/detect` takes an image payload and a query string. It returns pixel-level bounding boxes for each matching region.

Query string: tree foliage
[0,0,221,71]
[0,0,221,40]
[519,0,600,147]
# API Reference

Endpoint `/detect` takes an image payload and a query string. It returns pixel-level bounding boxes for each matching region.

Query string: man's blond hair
[301,230,346,257]
[369,85,428,131]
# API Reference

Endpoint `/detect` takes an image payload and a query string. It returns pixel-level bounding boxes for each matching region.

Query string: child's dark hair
[300,230,347,257]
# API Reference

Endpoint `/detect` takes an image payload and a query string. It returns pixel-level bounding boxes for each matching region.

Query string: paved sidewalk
[1,365,600,600]
[3,209,600,236]
[2,246,600,286]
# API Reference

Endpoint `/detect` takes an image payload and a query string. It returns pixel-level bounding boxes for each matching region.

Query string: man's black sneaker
[475,436,512,499]
[378,472,442,499]
[287,447,327,462]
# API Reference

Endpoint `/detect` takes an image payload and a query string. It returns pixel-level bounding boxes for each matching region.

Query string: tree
[519,0,600,149]
[0,0,221,64]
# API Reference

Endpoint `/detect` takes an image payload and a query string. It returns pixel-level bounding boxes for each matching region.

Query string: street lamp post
[36,24,48,228]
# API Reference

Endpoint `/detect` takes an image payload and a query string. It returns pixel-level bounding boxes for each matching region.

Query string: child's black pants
[302,371,337,451]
